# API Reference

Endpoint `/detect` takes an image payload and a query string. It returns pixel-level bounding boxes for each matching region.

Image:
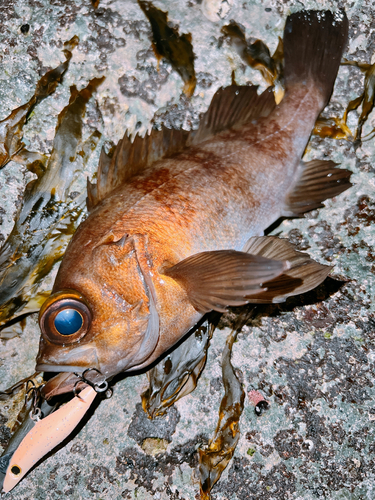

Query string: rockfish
[1,9,352,493]
[35,10,350,398]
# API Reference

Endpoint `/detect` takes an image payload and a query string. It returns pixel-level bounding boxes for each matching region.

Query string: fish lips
[38,371,84,399]
[36,345,101,398]
[38,367,108,399]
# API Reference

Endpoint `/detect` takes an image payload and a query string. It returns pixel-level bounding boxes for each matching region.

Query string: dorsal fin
[87,85,276,211]
[87,127,191,210]
[190,85,276,145]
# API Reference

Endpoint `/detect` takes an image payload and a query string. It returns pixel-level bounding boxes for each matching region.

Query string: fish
[0,9,353,494]
[34,9,351,403]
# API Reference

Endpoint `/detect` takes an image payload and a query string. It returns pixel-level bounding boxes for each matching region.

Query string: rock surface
[0,0,375,499]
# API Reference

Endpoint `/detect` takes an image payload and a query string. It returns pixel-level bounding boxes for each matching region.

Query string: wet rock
[127,403,180,445]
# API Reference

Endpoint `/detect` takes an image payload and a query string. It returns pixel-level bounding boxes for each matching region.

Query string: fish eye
[54,309,83,335]
[39,290,92,345]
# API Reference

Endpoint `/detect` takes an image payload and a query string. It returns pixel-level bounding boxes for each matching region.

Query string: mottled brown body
[36,10,350,395]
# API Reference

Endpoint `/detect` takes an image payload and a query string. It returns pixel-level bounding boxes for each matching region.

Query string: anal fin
[283,159,352,217]
[243,236,332,303]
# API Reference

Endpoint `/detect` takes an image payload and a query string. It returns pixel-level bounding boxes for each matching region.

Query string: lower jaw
[39,371,83,399]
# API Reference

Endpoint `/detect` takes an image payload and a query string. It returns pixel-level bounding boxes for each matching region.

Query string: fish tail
[283,10,348,106]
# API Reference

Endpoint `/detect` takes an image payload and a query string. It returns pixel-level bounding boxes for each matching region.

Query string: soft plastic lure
[2,386,97,493]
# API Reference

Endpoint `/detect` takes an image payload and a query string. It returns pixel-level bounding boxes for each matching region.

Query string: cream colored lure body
[3,387,97,493]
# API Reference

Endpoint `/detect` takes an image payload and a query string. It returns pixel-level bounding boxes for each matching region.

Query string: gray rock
[0,0,374,499]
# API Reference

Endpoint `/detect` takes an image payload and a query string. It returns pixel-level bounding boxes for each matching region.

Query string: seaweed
[311,58,375,144]
[198,318,247,499]
[196,309,256,498]
[312,116,353,141]
[138,1,196,97]
[141,314,220,418]
[0,36,78,170]
[0,72,104,328]
[341,59,375,147]
[221,21,284,103]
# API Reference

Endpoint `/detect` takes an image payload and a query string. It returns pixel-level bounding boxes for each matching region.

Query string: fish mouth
[36,345,103,398]
[38,370,83,399]
[38,363,110,399]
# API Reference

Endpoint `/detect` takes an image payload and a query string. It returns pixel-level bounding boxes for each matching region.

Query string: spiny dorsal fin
[87,126,190,211]
[87,85,276,211]
[87,147,110,212]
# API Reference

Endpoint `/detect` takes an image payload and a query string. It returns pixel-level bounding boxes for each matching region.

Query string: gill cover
[85,234,160,371]
[37,234,160,379]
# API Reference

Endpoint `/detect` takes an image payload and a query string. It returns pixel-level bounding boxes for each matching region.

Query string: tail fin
[283,10,348,105]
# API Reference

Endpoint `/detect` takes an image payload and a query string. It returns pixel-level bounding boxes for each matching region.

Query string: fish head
[36,234,159,398]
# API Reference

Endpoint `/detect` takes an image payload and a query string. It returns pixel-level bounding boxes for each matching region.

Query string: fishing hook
[73,368,112,399]
[25,379,44,422]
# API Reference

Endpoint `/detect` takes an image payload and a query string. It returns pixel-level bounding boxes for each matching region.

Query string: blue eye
[54,309,83,335]
[40,293,91,345]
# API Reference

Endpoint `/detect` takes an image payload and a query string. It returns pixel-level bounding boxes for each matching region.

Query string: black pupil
[54,309,83,335]
[11,465,21,475]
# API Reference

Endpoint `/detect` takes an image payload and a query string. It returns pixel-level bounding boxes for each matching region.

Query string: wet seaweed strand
[198,328,245,499]
[138,0,196,97]
[0,41,104,328]
[0,36,79,170]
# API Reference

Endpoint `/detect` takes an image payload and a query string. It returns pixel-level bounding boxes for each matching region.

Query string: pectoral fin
[164,250,289,313]
[242,236,332,303]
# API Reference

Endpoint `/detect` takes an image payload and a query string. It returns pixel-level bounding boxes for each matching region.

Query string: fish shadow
[217,275,346,330]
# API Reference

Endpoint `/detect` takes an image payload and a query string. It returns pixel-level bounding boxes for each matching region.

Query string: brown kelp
[198,327,245,499]
[138,0,196,97]
[312,116,353,141]
[0,71,104,328]
[221,20,284,103]
[0,37,78,170]
[311,56,375,144]
[341,58,375,147]
[142,314,220,418]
